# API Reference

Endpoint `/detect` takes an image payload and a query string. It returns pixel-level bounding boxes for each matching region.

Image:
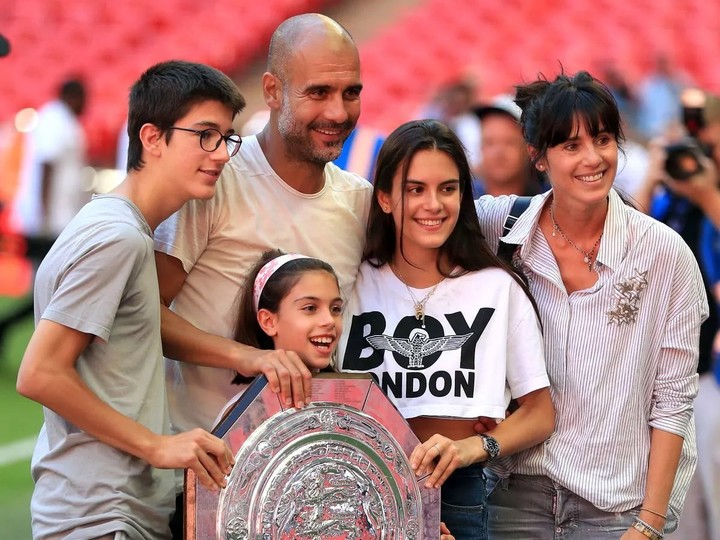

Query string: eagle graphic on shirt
[366,328,473,368]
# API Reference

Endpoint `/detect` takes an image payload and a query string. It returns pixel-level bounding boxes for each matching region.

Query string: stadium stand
[0,0,338,162]
[0,0,719,162]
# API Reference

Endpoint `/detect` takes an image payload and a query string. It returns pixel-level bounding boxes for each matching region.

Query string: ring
[432,444,440,454]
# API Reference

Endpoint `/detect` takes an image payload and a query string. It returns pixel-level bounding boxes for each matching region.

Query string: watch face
[482,435,500,460]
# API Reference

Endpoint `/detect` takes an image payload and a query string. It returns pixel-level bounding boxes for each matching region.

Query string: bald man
[154,13,371,435]
[154,15,371,535]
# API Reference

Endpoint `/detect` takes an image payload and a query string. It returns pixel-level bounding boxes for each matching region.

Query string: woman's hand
[440,521,455,540]
[409,435,483,488]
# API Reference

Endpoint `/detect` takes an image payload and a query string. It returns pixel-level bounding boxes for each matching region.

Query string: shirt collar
[499,188,629,271]
[598,189,628,271]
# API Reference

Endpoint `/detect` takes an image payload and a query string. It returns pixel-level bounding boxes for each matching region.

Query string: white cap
[472,94,522,122]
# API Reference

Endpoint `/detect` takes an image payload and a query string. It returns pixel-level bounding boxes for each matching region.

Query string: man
[154,12,371,436]
[11,78,90,246]
[1,79,91,348]
[16,60,245,539]
[471,94,545,197]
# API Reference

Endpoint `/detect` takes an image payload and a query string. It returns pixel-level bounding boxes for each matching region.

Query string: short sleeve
[40,225,149,342]
[33,106,68,163]
[474,195,515,253]
[504,283,549,399]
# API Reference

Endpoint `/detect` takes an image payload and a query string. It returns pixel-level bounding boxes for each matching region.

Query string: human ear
[139,123,163,157]
[376,190,392,213]
[262,72,281,110]
[257,309,279,337]
[528,145,546,171]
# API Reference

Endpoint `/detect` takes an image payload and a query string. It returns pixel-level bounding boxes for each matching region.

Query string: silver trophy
[186,373,441,539]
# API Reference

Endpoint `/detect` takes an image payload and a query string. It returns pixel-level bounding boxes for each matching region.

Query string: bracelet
[640,507,667,520]
[632,517,664,540]
[637,517,664,536]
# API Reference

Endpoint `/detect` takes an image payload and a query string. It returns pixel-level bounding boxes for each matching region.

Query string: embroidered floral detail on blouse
[607,269,649,325]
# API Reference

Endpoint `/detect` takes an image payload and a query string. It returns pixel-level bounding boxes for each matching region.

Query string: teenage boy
[16,60,245,540]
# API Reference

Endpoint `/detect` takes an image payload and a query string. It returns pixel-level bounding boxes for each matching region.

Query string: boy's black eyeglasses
[167,126,242,157]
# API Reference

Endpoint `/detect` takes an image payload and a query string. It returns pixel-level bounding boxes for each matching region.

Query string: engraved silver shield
[186,374,441,539]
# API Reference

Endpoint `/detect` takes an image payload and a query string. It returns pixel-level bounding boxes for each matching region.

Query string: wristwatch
[477,433,500,462]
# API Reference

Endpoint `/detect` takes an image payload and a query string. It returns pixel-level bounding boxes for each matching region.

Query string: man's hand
[473,416,498,434]
[663,152,719,206]
[147,429,234,491]
[244,349,313,409]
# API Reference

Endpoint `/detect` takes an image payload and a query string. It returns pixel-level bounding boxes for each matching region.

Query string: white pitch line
[0,436,36,467]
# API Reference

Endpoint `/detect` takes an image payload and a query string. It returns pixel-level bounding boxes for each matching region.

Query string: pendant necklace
[393,265,442,328]
[549,203,603,272]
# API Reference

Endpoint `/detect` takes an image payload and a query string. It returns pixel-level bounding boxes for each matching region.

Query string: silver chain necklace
[549,203,603,272]
[393,266,442,328]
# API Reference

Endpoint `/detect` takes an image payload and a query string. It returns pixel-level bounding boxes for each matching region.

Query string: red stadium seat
[0,0,338,162]
[2,0,719,160]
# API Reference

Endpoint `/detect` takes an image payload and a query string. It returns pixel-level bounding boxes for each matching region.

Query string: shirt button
[556,527,562,533]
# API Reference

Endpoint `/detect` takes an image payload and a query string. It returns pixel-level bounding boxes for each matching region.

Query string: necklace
[549,203,603,272]
[393,266,442,328]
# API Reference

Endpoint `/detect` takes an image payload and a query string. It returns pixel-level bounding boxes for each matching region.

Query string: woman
[475,71,708,539]
[336,119,555,539]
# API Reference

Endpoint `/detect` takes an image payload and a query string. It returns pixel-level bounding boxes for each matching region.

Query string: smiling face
[275,36,362,166]
[537,116,618,206]
[377,148,461,264]
[162,99,236,201]
[259,270,343,369]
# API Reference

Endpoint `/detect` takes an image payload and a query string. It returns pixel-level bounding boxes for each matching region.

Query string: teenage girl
[336,119,555,539]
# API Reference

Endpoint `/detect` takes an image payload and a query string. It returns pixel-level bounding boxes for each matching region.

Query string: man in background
[1,78,91,350]
[471,94,545,197]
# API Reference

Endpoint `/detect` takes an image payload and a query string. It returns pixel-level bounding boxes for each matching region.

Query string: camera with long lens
[664,89,711,181]
[664,140,706,181]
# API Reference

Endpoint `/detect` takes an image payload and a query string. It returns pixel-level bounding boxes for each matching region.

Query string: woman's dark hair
[514,70,625,165]
[364,119,539,316]
[234,249,338,351]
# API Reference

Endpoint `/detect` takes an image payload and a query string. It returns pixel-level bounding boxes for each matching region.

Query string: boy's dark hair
[514,70,625,164]
[126,60,246,172]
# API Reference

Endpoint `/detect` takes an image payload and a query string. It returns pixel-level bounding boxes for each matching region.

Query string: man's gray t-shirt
[30,195,174,539]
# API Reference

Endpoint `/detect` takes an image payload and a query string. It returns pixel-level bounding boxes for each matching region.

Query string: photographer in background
[635,88,720,540]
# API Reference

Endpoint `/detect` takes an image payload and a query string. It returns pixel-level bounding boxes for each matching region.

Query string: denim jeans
[486,473,678,539]
[441,462,488,540]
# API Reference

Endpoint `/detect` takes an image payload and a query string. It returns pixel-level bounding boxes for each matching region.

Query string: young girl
[336,119,555,539]
[232,248,457,540]
[234,249,344,373]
